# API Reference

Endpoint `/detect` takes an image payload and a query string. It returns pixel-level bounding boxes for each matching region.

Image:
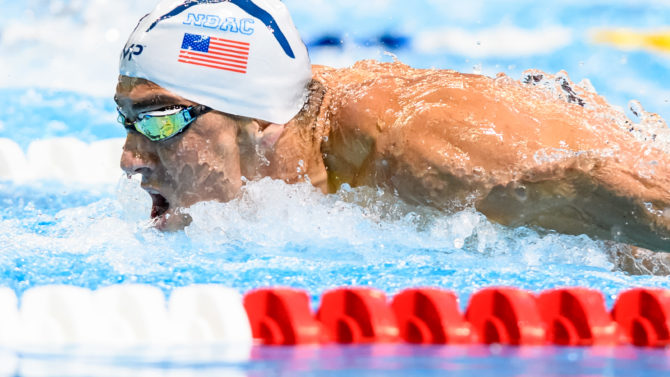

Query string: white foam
[0,137,124,183]
[180,177,618,273]
[414,25,573,58]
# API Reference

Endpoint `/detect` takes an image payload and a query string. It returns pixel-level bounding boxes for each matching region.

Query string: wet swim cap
[120,0,312,124]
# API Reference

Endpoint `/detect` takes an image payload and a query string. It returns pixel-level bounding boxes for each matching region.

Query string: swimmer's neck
[236,77,330,192]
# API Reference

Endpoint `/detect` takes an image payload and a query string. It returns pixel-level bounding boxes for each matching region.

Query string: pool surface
[1,0,670,375]
[4,344,670,377]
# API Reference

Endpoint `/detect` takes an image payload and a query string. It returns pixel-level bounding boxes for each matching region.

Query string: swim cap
[120,0,312,124]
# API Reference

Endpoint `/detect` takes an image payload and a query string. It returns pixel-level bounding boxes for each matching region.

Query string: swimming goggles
[117,105,211,141]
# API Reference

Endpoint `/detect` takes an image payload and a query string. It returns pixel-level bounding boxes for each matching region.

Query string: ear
[237,119,287,151]
[258,123,285,148]
[250,120,286,148]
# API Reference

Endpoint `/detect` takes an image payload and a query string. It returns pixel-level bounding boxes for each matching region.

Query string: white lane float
[93,284,170,346]
[0,137,125,184]
[169,285,253,344]
[0,139,29,181]
[19,286,98,345]
[2,285,253,347]
[0,289,19,345]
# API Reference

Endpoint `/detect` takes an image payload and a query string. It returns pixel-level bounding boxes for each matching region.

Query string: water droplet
[513,185,528,202]
[629,100,644,118]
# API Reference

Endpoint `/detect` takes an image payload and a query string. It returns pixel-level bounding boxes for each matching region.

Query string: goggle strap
[119,115,135,130]
[186,105,212,121]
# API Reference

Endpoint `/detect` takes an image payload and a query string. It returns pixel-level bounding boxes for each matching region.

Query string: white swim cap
[120,0,312,124]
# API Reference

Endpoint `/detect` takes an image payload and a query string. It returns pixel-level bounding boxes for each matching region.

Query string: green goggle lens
[117,105,211,142]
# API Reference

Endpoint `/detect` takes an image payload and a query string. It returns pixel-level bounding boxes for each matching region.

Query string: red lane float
[317,288,399,344]
[392,288,477,344]
[465,288,546,345]
[537,288,621,346]
[612,288,670,347]
[242,287,670,348]
[244,288,326,345]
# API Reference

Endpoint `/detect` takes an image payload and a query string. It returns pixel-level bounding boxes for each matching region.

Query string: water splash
[521,69,670,155]
[0,0,669,309]
[2,177,669,307]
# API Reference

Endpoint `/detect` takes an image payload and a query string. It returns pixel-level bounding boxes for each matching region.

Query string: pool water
[1,0,670,375]
[4,344,670,377]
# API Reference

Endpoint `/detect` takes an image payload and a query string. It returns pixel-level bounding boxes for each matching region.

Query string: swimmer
[116,0,670,264]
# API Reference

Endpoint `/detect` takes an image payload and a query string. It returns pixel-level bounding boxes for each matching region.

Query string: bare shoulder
[313,61,482,136]
[316,60,669,187]
[315,60,670,251]
[316,60,622,190]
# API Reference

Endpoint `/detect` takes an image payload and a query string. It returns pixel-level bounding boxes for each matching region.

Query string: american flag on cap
[178,33,250,74]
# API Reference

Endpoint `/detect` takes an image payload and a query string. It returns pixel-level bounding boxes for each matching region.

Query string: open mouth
[150,192,170,219]
[143,187,192,231]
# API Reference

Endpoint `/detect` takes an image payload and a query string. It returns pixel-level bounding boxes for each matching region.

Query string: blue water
[0,90,118,149]
[7,344,670,377]
[1,0,670,376]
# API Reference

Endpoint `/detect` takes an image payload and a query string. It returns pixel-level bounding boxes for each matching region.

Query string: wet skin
[115,77,326,230]
[116,61,670,255]
[116,78,241,230]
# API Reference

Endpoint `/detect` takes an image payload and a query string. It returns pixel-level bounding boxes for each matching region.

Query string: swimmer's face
[115,76,242,231]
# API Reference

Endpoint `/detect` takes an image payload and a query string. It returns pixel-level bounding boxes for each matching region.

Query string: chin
[151,207,192,232]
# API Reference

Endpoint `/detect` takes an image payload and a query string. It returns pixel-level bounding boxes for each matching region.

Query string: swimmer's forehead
[114,75,197,115]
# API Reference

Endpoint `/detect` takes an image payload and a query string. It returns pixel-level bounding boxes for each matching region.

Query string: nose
[120,133,157,177]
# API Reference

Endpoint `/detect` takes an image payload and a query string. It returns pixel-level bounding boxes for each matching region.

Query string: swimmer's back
[312,61,670,252]
[313,60,632,195]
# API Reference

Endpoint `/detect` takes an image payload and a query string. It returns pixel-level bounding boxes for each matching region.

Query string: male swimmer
[116,0,670,268]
